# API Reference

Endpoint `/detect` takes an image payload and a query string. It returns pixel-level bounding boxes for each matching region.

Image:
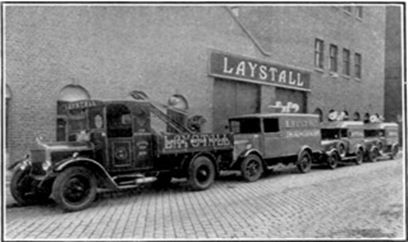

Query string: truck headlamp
[246,143,253,150]
[42,159,52,171]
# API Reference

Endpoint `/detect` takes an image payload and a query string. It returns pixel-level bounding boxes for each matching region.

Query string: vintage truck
[227,113,321,182]
[320,121,365,167]
[10,92,233,211]
[364,122,399,160]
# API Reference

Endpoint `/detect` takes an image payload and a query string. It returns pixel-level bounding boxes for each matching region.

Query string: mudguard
[297,145,313,161]
[180,151,220,176]
[230,148,263,169]
[53,157,118,189]
[8,155,31,171]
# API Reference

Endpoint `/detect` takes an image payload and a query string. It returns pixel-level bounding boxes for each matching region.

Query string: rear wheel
[10,169,51,206]
[241,154,264,182]
[326,152,339,170]
[188,156,215,191]
[52,167,97,212]
[297,151,312,173]
[368,148,379,162]
[355,149,364,165]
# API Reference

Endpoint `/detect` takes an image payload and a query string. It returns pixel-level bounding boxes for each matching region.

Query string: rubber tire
[355,149,364,165]
[241,154,264,182]
[368,148,379,162]
[188,156,215,191]
[10,169,51,206]
[297,151,312,173]
[52,167,97,212]
[326,152,339,170]
[337,143,346,158]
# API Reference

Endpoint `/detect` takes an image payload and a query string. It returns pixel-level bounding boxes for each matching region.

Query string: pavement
[3,153,405,239]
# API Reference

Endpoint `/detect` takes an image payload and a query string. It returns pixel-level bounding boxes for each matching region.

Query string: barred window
[314,39,324,69]
[342,49,350,76]
[355,53,362,79]
[329,44,338,72]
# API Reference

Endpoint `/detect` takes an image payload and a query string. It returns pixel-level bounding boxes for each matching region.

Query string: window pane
[329,45,338,72]
[263,118,279,133]
[343,49,350,76]
[315,39,324,68]
[355,53,362,78]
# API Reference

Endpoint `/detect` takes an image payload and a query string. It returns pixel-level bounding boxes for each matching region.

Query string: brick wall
[238,5,386,120]
[5,5,387,163]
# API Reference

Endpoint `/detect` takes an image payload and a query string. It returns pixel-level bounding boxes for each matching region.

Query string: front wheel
[297,151,312,173]
[52,167,97,212]
[10,168,51,206]
[355,149,364,165]
[241,154,264,182]
[188,156,215,191]
[326,152,339,170]
[368,148,379,162]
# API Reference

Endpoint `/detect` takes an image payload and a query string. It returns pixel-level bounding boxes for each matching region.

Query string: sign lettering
[210,51,310,91]
[163,133,232,150]
[66,100,103,110]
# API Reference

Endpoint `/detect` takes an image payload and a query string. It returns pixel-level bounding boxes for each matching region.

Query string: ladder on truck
[129,90,192,134]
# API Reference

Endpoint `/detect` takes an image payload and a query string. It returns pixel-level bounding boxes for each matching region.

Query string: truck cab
[320,121,365,166]
[10,97,233,212]
[364,122,399,160]
[228,113,321,182]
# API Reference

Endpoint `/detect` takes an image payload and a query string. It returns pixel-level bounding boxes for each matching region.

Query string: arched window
[167,94,189,133]
[313,108,323,122]
[353,112,360,121]
[342,110,349,120]
[57,85,91,141]
[364,113,370,123]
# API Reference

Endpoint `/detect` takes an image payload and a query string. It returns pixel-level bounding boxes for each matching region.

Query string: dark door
[213,79,260,133]
[106,104,134,171]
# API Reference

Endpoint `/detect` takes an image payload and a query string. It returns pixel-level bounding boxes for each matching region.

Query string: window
[230,118,261,134]
[353,112,360,121]
[342,49,350,76]
[263,118,279,133]
[314,39,324,69]
[314,108,323,122]
[329,44,338,72]
[355,53,362,79]
[107,104,133,138]
[356,6,363,19]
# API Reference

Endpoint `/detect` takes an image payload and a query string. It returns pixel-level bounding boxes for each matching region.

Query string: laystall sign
[209,51,311,91]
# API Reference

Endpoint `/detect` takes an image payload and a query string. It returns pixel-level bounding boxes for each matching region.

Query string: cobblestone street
[4,156,405,240]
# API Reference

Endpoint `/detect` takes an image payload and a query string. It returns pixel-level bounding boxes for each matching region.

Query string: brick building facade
[5,4,387,164]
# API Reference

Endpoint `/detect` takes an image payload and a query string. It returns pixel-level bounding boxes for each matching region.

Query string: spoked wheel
[52,167,97,212]
[10,169,52,206]
[390,145,399,160]
[241,154,264,182]
[368,148,379,162]
[188,156,215,191]
[297,151,312,173]
[326,152,339,170]
[355,149,364,165]
[337,144,346,158]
